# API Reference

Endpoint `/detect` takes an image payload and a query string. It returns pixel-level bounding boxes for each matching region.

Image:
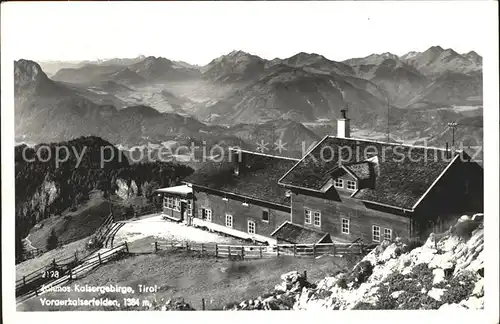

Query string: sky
[0,1,495,65]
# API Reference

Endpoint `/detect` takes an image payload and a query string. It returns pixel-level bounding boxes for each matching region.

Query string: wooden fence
[92,213,114,246]
[152,241,371,260]
[16,243,129,303]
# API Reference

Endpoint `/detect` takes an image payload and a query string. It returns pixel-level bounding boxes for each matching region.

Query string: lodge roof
[278,136,463,210]
[270,221,330,244]
[184,149,299,206]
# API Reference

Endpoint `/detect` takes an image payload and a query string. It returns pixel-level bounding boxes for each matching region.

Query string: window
[334,179,344,188]
[248,220,256,234]
[346,180,357,190]
[225,214,233,228]
[262,209,269,222]
[341,218,350,234]
[383,228,392,241]
[164,196,181,211]
[313,211,321,227]
[186,200,192,217]
[372,225,381,242]
[174,198,181,212]
[304,209,312,224]
[201,208,212,222]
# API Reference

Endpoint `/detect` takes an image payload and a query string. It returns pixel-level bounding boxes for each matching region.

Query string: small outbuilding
[156,185,193,224]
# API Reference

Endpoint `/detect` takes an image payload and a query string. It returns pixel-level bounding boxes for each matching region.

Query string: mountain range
[14,45,483,158]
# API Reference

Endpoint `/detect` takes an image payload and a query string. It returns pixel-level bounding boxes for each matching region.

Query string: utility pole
[447,122,458,147]
[386,95,390,143]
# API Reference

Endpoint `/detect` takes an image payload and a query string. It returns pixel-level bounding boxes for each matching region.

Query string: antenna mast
[447,122,458,147]
[386,95,390,143]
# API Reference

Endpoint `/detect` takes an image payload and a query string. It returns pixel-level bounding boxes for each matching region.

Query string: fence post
[74,252,78,262]
[53,258,56,268]
[241,246,244,260]
[215,244,218,258]
[125,241,129,253]
[228,246,231,259]
[313,244,316,258]
[201,243,204,255]
[293,244,297,256]
[277,245,280,257]
[259,246,263,258]
[98,253,102,264]
[332,244,336,256]
[186,242,190,252]
[69,269,73,280]
[202,298,206,310]
[23,276,26,286]
[303,270,307,281]
[154,241,158,253]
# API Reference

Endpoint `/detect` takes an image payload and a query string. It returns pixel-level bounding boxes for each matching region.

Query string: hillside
[202,65,390,125]
[294,217,484,310]
[15,136,194,263]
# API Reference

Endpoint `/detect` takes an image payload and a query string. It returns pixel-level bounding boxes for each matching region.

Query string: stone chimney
[337,109,350,138]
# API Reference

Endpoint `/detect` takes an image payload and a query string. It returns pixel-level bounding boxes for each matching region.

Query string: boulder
[458,215,472,223]
[280,271,303,284]
[427,288,446,301]
[460,296,483,309]
[472,279,484,297]
[472,213,483,221]
[274,282,289,292]
[439,303,467,310]
[432,268,446,285]
[390,291,404,299]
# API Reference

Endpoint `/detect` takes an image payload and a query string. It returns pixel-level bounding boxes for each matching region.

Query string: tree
[15,228,26,264]
[46,229,59,251]
[143,181,160,202]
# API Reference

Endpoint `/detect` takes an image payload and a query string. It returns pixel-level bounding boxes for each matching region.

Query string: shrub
[440,272,475,305]
[336,278,348,289]
[400,237,425,253]
[352,302,378,310]
[451,220,481,240]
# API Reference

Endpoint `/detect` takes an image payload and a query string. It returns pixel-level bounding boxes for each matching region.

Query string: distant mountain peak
[427,45,445,53]
[15,59,49,86]
[227,50,254,58]
[380,52,399,60]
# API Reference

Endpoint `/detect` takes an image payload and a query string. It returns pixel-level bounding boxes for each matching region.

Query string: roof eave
[185,182,291,209]
[411,153,461,211]
[277,135,331,184]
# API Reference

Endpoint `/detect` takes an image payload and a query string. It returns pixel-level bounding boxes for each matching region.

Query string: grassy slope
[16,237,90,281]
[18,250,360,311]
[27,192,112,249]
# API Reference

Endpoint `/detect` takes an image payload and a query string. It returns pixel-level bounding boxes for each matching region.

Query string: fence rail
[16,243,128,303]
[152,241,371,260]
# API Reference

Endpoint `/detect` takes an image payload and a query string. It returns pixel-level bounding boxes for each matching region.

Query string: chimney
[337,109,350,138]
[231,148,244,175]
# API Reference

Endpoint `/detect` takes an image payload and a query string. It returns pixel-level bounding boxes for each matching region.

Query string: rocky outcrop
[115,178,139,200]
[148,297,195,311]
[223,271,314,310]
[293,216,484,310]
